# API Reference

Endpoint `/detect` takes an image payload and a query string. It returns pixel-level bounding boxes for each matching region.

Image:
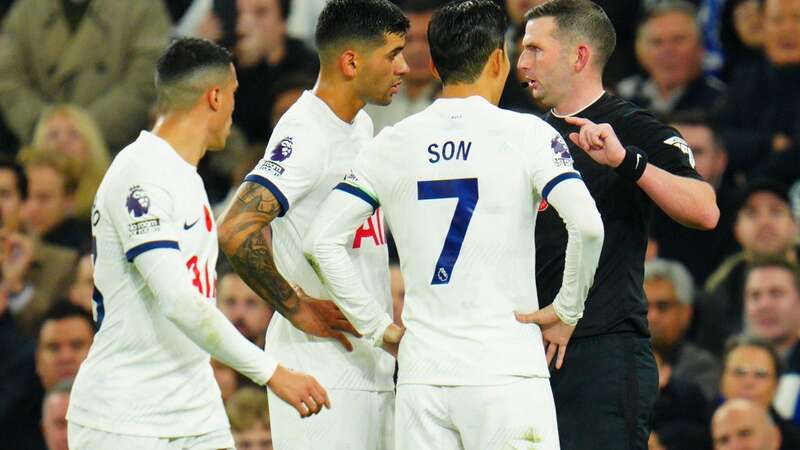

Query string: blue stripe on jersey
[244,174,289,217]
[125,240,180,262]
[92,287,105,329]
[334,183,379,212]
[542,172,582,201]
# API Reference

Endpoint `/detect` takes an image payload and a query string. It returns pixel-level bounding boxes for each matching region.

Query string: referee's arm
[565,116,719,230]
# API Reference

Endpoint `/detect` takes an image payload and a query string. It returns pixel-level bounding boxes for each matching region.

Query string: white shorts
[67,422,234,450]
[395,378,560,450]
[268,388,394,450]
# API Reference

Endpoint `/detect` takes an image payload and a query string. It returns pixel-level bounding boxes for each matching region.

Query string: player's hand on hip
[289,286,360,352]
[564,116,625,168]
[515,304,576,370]
[381,323,405,357]
[267,365,330,418]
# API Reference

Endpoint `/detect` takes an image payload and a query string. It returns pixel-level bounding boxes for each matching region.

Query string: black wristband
[614,145,648,181]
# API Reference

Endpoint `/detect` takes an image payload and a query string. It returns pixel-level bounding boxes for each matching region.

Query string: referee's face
[518,17,572,108]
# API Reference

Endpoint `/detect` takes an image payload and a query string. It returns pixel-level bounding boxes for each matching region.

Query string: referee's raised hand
[564,116,626,168]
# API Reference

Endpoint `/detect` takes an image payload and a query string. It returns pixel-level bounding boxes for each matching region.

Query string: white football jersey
[341,96,580,386]
[68,131,227,437]
[245,91,394,391]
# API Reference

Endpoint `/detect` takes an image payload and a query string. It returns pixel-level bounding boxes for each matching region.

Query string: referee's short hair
[525,0,616,69]
[644,258,696,306]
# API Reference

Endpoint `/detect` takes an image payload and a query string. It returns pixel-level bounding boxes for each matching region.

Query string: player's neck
[551,78,605,117]
[440,82,501,106]
[313,76,365,124]
[152,115,208,167]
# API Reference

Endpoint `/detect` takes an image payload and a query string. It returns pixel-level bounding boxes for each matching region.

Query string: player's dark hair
[0,156,27,201]
[427,0,507,85]
[40,301,97,335]
[525,0,617,69]
[155,37,233,111]
[315,0,409,55]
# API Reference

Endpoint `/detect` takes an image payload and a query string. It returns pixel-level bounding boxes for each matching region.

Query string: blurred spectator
[650,114,740,285]
[0,0,171,153]
[744,258,800,369]
[697,180,799,356]
[31,105,111,219]
[719,335,800,449]
[504,0,547,29]
[0,157,78,337]
[713,398,781,450]
[67,254,93,313]
[233,0,319,143]
[211,358,240,403]
[226,387,273,450]
[36,303,94,391]
[719,0,765,81]
[19,148,90,253]
[649,431,668,450]
[269,75,316,130]
[617,1,726,117]
[217,272,274,348]
[1,302,93,450]
[286,0,326,48]
[41,379,72,450]
[364,0,441,134]
[741,257,800,427]
[716,0,800,177]
[645,258,721,401]
[175,0,239,50]
[651,347,712,450]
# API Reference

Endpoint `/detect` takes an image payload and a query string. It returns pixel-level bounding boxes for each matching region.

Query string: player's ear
[575,44,591,72]
[489,47,505,76]
[338,49,358,80]
[207,86,222,112]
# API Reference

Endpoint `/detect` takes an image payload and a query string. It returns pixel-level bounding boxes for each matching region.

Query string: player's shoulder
[98,134,178,201]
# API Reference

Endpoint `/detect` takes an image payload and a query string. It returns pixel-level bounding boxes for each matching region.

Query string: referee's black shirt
[536,93,703,339]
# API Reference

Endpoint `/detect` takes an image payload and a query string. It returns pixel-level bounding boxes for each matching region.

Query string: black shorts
[550,333,658,450]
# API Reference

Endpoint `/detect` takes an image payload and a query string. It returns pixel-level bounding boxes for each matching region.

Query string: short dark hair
[155,37,233,111]
[428,0,507,85]
[723,334,783,379]
[745,255,800,294]
[0,156,27,200]
[39,301,97,336]
[525,0,617,69]
[315,0,409,56]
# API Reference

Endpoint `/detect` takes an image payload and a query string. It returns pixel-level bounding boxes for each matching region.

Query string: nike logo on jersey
[183,218,200,230]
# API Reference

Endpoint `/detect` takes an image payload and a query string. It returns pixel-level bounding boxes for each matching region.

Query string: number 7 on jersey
[417,178,479,285]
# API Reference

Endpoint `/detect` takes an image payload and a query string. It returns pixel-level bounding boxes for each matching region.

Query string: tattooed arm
[218,182,357,351]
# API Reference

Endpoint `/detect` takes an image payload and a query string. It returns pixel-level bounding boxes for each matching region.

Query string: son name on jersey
[427,140,472,163]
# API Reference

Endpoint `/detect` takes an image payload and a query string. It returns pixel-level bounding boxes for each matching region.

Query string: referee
[515,1,719,449]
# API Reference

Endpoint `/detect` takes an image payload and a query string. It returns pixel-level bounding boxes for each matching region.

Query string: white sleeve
[107,178,180,258]
[544,180,604,325]
[134,248,279,385]
[527,123,604,325]
[244,132,324,217]
[303,169,393,348]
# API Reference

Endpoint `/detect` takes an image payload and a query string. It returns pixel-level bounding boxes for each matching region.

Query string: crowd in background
[0,0,799,449]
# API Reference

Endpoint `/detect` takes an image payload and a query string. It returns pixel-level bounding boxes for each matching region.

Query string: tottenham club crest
[551,135,573,167]
[270,137,293,162]
[126,185,151,218]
